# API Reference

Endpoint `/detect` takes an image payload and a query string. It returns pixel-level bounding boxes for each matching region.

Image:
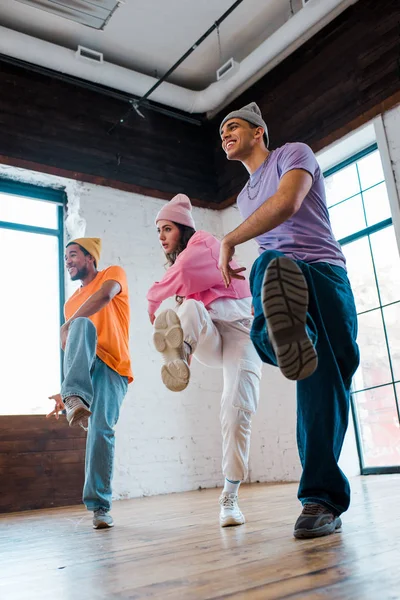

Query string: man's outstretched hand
[46,394,65,420]
[219,239,246,288]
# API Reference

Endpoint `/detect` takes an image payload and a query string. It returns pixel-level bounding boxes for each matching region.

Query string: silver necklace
[246,153,272,201]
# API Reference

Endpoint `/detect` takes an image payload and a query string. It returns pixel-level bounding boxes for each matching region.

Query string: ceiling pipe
[137,0,245,107]
[204,0,360,118]
[0,0,358,116]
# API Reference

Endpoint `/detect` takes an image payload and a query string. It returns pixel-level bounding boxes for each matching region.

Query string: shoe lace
[301,503,329,516]
[94,508,108,517]
[219,494,237,509]
[65,396,84,410]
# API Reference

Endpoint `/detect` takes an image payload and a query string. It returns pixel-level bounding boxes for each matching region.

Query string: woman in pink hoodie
[147,194,261,527]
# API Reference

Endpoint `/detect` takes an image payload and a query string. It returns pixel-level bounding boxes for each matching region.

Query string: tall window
[324,145,400,473]
[0,180,65,415]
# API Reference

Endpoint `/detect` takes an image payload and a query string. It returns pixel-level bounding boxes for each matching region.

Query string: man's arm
[219,169,313,287]
[60,280,121,349]
[68,280,121,321]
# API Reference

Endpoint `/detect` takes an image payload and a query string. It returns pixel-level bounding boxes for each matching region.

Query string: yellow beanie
[68,237,102,267]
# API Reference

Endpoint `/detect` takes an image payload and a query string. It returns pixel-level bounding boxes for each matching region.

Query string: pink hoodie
[147,230,251,314]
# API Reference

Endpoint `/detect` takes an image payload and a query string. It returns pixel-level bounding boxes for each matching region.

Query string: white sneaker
[64,395,92,428]
[93,508,114,529]
[153,309,190,392]
[219,492,245,527]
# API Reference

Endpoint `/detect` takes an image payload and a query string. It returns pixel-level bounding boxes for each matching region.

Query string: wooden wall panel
[0,415,86,512]
[0,60,216,206]
[211,0,400,204]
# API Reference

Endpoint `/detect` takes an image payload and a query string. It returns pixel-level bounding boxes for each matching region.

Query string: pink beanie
[155,194,196,229]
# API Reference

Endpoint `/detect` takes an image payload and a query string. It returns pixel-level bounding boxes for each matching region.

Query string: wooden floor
[1,476,400,600]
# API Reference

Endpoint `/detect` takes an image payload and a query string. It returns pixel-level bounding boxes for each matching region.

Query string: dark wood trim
[0,59,217,206]
[0,154,218,209]
[2,90,398,213]
[313,91,400,154]
[212,194,240,210]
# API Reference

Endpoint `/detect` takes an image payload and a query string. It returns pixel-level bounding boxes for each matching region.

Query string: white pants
[177,298,262,482]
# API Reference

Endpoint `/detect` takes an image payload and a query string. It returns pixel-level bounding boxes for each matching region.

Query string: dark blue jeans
[250,250,360,515]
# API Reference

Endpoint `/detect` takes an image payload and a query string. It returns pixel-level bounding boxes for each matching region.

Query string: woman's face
[157,220,181,254]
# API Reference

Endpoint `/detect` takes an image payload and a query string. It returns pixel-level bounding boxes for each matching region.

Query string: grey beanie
[220,102,269,147]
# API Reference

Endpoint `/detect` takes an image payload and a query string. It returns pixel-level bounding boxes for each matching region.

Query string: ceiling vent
[216,58,239,82]
[76,45,103,63]
[14,0,121,30]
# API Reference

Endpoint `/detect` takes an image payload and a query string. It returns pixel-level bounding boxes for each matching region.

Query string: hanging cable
[216,23,223,65]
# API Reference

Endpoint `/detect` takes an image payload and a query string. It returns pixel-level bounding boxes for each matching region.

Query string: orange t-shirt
[65,265,133,383]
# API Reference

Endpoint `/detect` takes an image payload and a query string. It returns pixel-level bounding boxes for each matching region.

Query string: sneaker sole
[262,257,318,381]
[220,514,246,527]
[294,516,342,539]
[153,309,190,392]
[67,406,92,428]
[93,521,114,529]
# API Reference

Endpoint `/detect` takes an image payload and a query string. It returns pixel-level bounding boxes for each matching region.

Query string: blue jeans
[250,250,360,515]
[61,317,128,512]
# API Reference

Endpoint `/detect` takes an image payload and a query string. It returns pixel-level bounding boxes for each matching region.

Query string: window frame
[0,178,66,384]
[324,145,400,475]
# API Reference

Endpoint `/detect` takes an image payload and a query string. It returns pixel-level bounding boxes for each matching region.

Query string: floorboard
[1,475,399,599]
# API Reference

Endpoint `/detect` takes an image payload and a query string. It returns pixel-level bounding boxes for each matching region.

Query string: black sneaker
[294,503,342,539]
[262,256,318,381]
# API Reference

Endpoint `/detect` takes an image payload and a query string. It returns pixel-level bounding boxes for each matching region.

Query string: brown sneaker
[64,395,92,428]
[294,503,342,539]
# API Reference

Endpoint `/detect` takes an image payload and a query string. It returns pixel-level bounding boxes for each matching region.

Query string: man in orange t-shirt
[47,237,133,529]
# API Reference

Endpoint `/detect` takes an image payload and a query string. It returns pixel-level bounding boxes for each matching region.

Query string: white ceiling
[1,0,298,89]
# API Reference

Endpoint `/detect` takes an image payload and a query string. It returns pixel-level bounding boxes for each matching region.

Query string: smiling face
[220,118,264,161]
[157,220,182,255]
[65,243,95,281]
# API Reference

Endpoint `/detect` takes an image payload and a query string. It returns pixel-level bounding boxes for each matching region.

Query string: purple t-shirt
[237,142,346,269]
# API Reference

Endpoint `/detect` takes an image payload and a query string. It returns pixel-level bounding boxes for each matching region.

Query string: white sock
[223,479,240,495]
[184,341,192,357]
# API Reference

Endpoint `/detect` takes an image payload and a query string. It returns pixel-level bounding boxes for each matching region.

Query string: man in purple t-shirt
[218,102,360,539]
